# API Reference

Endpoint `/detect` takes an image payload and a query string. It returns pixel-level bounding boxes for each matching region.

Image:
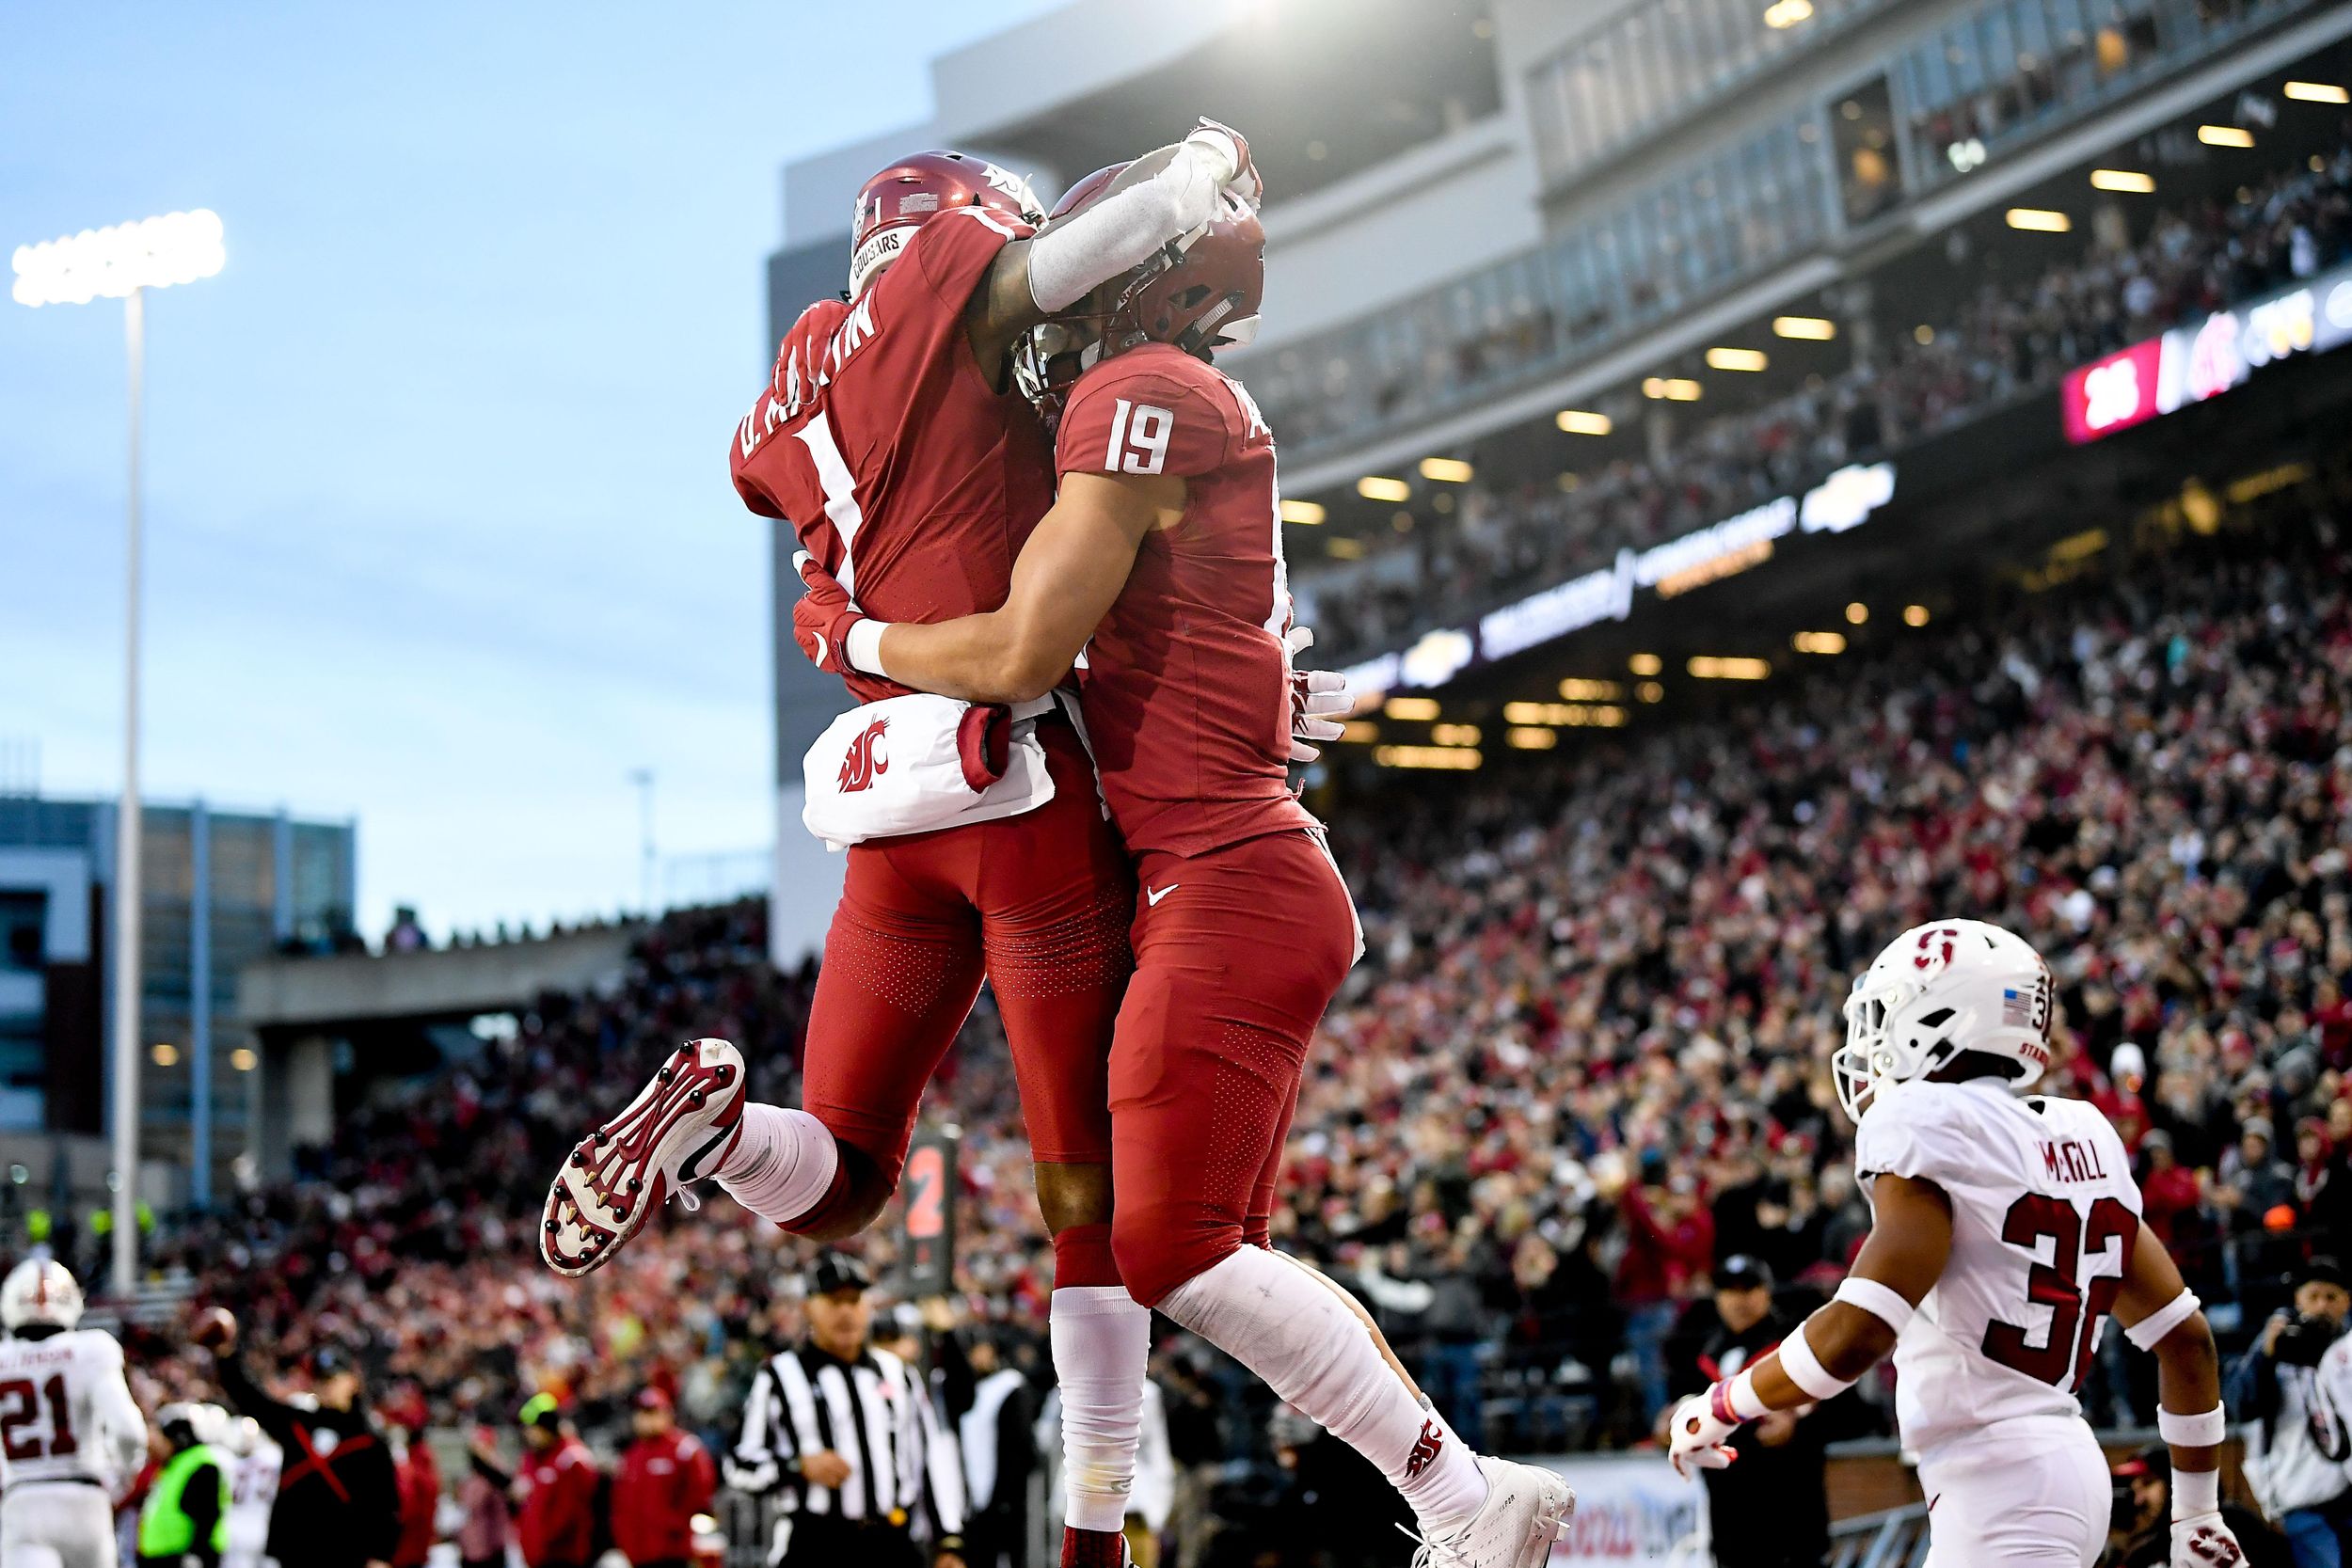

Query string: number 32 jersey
[1855,1078,2141,1457]
[0,1327,145,1487]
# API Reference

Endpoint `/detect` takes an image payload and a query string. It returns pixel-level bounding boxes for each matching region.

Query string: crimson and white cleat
[540,1037,746,1278]
[1406,1456,1575,1567]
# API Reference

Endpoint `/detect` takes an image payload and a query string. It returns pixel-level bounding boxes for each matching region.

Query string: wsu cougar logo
[839,718,889,793]
[1404,1419,1445,1479]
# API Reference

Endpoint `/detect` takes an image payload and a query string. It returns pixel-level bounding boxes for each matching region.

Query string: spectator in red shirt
[514,1396,599,1568]
[611,1387,716,1568]
[1615,1159,1716,1423]
[2137,1131,2203,1248]
[389,1416,442,1568]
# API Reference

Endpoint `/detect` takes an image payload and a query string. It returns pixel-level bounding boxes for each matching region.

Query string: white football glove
[1284,626,1350,763]
[1185,117,1262,210]
[2171,1515,2247,1566]
[1666,1386,1742,1478]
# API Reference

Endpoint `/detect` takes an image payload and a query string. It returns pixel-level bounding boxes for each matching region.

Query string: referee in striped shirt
[726,1254,967,1568]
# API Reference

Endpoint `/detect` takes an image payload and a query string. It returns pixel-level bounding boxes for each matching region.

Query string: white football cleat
[541,1037,746,1278]
[1406,1455,1575,1567]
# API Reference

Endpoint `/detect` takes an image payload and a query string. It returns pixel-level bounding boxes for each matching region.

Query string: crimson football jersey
[1055,344,1315,858]
[731,207,1057,704]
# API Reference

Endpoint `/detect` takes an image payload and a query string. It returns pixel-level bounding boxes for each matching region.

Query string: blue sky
[1,1,1060,939]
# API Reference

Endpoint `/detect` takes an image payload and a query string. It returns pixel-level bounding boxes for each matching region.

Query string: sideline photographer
[2228,1258,2352,1566]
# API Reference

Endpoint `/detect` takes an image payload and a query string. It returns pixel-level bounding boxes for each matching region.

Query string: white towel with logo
[801,692,1057,850]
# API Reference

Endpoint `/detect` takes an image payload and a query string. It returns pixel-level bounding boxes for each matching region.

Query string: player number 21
[0,1374,78,1461]
[1981,1193,2137,1391]
[1106,399,1173,476]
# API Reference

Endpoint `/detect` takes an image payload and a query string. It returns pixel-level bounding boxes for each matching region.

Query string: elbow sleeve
[1027,145,1223,312]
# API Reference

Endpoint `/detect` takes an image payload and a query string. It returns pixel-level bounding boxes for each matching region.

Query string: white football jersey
[224,1434,282,1568]
[1855,1078,2141,1458]
[0,1328,146,1489]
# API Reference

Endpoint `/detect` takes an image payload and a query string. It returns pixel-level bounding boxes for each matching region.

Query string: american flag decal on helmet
[2002,988,2033,1026]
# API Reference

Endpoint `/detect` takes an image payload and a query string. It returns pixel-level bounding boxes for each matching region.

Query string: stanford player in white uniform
[792,165,1574,1568]
[1669,920,2246,1568]
[0,1261,147,1568]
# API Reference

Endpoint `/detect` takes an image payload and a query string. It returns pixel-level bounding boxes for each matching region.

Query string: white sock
[1052,1286,1150,1533]
[713,1103,839,1227]
[1156,1246,1488,1537]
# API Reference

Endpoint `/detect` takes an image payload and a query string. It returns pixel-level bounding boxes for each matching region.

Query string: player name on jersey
[2039,1136,2114,1183]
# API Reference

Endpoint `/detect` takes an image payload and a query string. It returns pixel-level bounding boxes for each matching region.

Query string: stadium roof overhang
[964,0,1502,206]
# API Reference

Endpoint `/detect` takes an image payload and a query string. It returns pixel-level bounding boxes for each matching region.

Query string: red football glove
[791,551,869,676]
[1188,117,1261,210]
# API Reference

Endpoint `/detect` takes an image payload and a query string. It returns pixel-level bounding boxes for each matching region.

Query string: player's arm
[964,121,1256,370]
[2113,1224,2246,1563]
[805,470,1183,704]
[1668,1173,1951,1475]
[94,1359,151,1481]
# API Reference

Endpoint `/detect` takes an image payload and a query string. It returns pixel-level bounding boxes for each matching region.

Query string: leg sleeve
[800,843,986,1187]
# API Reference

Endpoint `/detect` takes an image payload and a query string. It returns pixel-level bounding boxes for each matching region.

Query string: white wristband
[2158,1404,2228,1448]
[2173,1465,2220,1520]
[845,619,890,677]
[1724,1367,1768,1421]
[1776,1320,1859,1402]
[2125,1288,2201,1352]
[1833,1276,1917,1337]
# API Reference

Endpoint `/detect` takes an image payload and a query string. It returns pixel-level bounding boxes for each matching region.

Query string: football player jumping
[788,166,1574,1568]
[541,125,1261,1566]
[1667,921,2244,1568]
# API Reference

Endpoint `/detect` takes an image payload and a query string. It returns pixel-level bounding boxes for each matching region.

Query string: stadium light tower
[12,209,226,1297]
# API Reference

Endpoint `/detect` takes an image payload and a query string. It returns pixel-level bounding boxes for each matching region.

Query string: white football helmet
[1834,918,2055,1122]
[0,1258,84,1332]
[230,1415,263,1457]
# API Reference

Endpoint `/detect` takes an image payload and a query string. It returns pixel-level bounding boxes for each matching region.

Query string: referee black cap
[809,1252,874,1299]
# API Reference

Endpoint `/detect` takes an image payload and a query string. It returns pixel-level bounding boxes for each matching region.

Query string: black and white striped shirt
[726,1342,964,1538]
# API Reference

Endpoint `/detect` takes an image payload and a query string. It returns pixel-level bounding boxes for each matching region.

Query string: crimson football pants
[1108,827,1361,1307]
[802,716,1132,1195]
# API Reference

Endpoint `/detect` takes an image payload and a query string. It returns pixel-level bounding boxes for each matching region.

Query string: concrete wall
[238,923,644,1031]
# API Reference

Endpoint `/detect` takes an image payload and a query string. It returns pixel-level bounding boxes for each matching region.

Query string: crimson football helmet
[1014,160,1265,419]
[850,150,1043,300]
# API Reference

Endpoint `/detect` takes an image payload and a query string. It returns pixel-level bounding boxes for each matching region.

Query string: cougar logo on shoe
[839,718,890,793]
[1405,1419,1445,1479]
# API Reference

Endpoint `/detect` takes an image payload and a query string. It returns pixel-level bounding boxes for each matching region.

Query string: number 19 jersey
[1855,1078,2141,1457]
[0,1327,143,1488]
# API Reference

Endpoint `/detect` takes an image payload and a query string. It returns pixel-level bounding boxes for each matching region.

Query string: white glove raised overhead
[1283,626,1351,763]
[1184,117,1262,209]
[1666,1386,1744,1478]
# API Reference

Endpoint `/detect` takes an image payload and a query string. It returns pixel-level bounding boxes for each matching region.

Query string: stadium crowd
[1305,127,2352,662]
[66,451,2339,1489]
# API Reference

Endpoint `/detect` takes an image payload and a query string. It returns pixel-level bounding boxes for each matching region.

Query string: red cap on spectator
[635,1386,674,1412]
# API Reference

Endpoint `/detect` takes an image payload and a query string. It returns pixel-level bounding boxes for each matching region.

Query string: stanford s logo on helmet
[848,150,1042,301]
[1833,918,2057,1121]
[1,1257,86,1332]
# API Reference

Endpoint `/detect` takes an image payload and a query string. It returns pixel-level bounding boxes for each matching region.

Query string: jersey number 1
[0,1374,78,1461]
[1981,1193,2137,1391]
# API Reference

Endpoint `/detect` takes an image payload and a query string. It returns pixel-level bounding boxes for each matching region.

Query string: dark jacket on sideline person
[213,1353,403,1568]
